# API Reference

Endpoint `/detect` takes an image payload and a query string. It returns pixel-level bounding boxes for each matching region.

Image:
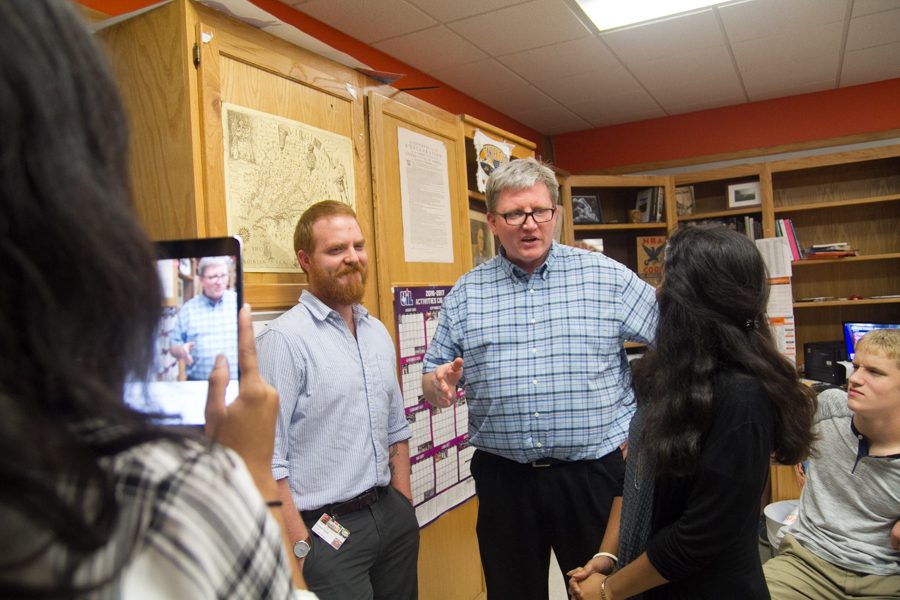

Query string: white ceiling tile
[847,8,900,50]
[287,0,435,44]
[373,26,487,72]
[568,91,665,127]
[509,106,592,135]
[601,9,725,64]
[273,0,898,132]
[851,0,900,18]
[534,65,645,105]
[748,78,836,101]
[718,0,848,43]
[447,0,590,56]
[431,58,528,97]
[406,0,526,22]
[473,84,559,114]
[498,36,620,82]
[840,41,900,86]
[629,49,746,112]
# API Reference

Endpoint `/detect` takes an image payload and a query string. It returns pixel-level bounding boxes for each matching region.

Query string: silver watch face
[293,539,311,559]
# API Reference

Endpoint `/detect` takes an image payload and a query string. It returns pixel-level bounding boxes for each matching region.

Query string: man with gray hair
[170,256,238,380]
[422,157,658,599]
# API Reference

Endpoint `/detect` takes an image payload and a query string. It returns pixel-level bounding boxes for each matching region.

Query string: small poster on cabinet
[636,235,666,287]
[469,209,495,267]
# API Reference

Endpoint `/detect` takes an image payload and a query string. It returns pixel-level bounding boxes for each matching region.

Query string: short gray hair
[197,256,230,277]
[485,157,559,212]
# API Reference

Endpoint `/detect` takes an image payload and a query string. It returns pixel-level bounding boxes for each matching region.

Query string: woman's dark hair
[632,224,815,477]
[0,0,171,593]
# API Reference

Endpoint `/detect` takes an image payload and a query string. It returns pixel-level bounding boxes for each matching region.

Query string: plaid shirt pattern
[172,289,238,380]
[424,242,658,463]
[30,437,295,598]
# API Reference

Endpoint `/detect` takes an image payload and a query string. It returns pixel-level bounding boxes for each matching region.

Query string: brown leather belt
[301,486,390,520]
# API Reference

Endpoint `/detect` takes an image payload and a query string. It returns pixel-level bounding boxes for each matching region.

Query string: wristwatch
[293,537,311,559]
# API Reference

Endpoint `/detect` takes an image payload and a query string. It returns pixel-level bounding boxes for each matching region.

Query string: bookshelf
[768,146,900,363]
[673,164,767,241]
[562,175,675,275]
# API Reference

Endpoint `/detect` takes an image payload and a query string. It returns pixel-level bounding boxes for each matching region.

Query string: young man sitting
[764,329,900,599]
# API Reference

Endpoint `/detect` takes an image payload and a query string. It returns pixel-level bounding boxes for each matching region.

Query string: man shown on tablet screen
[170,256,239,381]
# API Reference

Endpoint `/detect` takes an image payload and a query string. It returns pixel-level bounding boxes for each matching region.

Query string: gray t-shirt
[787,389,900,575]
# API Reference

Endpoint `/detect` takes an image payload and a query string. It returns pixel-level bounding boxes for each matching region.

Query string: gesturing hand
[431,357,464,407]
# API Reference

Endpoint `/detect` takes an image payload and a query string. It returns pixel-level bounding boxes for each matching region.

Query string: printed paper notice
[755,237,792,279]
[397,128,453,263]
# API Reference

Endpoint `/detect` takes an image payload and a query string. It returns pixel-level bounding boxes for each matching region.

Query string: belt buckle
[531,459,551,468]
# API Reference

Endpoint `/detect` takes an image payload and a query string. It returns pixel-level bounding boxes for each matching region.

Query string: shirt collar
[498,241,557,282]
[300,290,368,323]
[849,417,900,473]
[200,291,225,307]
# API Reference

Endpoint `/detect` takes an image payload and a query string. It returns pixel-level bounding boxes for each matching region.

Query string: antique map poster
[222,103,355,272]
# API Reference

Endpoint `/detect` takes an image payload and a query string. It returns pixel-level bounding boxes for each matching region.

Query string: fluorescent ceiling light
[575,0,736,32]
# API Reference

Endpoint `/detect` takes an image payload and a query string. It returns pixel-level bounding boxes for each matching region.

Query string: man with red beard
[257,201,419,600]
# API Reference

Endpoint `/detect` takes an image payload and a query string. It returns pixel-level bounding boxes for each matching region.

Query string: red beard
[308,261,367,306]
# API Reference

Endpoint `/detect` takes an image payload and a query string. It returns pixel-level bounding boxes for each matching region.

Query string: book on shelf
[803,250,858,259]
[634,187,665,223]
[804,241,856,259]
[636,235,666,287]
[775,218,802,261]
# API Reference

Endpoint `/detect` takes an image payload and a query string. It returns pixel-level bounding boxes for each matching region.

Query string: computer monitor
[842,322,900,361]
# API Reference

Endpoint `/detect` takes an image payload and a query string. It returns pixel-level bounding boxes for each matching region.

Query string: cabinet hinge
[192,43,201,68]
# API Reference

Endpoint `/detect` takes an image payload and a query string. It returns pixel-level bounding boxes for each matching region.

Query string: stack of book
[775,218,802,260]
[804,242,857,259]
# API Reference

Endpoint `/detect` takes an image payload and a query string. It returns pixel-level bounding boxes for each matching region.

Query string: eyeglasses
[495,207,556,226]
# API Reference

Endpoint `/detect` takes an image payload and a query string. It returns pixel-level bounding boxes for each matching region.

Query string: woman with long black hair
[0,2,311,597]
[570,224,816,600]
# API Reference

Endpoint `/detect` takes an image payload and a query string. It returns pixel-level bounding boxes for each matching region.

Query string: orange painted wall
[553,78,900,172]
[80,1,900,173]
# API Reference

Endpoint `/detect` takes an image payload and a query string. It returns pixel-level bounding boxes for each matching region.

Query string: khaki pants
[764,534,900,599]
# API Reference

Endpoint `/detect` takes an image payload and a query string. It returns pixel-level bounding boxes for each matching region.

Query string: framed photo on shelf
[727,181,761,208]
[675,185,695,216]
[469,209,495,267]
[571,194,602,224]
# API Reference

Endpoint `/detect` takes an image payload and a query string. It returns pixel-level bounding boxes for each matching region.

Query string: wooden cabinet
[768,146,900,361]
[97,0,376,312]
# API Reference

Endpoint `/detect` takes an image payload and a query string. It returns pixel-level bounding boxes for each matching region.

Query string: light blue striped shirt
[172,289,238,381]
[423,242,658,463]
[258,291,411,511]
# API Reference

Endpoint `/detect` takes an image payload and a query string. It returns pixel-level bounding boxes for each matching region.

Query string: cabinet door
[366,92,469,337]
[195,11,375,312]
